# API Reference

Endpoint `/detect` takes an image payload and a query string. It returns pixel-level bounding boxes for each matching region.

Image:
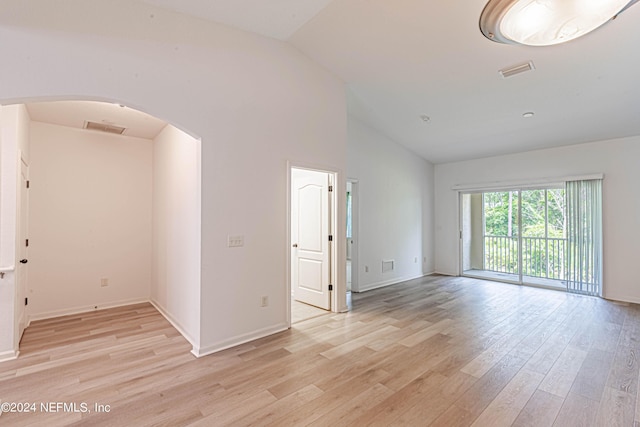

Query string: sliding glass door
[460,178,602,295]
[520,188,566,288]
[460,178,603,295]
[461,186,567,290]
[482,190,520,281]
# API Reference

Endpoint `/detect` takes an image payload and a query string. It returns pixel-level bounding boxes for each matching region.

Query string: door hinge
[328,235,333,242]
[25,239,29,247]
[25,297,28,306]
[328,185,333,192]
[328,285,333,291]
[460,230,462,239]
[26,180,30,189]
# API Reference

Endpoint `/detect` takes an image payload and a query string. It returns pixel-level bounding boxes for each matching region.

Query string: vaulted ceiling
[20,1,640,163]
[139,0,640,163]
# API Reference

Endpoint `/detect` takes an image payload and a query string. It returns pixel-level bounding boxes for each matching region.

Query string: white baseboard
[356,272,430,293]
[24,298,201,360]
[28,297,149,322]
[0,349,19,362]
[16,299,292,362]
[194,323,289,358]
[149,299,198,353]
[602,293,640,305]
[434,270,458,277]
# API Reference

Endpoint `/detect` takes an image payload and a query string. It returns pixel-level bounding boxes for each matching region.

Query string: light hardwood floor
[1,275,639,426]
[291,298,330,324]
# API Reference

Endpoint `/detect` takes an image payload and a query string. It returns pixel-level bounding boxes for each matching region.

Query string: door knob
[292,244,298,248]
[19,259,28,264]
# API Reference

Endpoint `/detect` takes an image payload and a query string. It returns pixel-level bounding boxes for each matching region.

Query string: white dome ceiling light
[480,0,639,46]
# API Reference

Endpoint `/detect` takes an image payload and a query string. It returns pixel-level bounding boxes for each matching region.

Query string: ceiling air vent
[499,61,535,78]
[84,121,126,135]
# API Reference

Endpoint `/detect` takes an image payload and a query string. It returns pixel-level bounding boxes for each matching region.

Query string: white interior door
[17,156,29,340]
[292,169,331,310]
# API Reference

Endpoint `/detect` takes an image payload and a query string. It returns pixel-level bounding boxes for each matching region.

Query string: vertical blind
[565,179,603,296]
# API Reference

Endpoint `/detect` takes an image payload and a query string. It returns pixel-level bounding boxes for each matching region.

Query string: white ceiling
[137,0,640,164]
[139,0,334,40]
[26,101,167,140]
[25,1,640,163]
[292,0,640,163]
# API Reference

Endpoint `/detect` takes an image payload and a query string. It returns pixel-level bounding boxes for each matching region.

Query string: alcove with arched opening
[0,98,202,358]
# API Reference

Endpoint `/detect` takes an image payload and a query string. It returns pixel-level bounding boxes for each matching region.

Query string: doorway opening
[346,179,358,296]
[1,99,202,359]
[289,166,339,324]
[17,154,29,344]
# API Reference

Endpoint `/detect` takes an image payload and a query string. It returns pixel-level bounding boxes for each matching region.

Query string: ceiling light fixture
[480,0,639,46]
[420,114,431,123]
[522,112,535,118]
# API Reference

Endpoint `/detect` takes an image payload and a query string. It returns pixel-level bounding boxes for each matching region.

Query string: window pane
[546,188,565,238]
[483,191,519,275]
[521,189,545,237]
[483,191,519,237]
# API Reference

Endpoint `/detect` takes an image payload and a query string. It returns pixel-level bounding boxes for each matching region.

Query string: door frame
[286,162,345,328]
[347,178,359,292]
[16,152,29,342]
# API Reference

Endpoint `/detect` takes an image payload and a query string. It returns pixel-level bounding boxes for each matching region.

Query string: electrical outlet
[423,257,427,263]
[261,296,269,307]
[100,278,109,287]
[228,235,244,247]
[365,265,369,273]
[414,257,418,263]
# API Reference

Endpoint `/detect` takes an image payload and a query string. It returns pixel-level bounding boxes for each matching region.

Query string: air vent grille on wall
[84,121,126,135]
[382,260,395,273]
[499,61,535,78]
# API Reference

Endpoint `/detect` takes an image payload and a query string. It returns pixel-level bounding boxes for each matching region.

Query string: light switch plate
[228,235,244,247]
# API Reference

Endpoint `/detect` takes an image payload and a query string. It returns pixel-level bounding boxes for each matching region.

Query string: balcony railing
[484,235,518,274]
[484,235,567,280]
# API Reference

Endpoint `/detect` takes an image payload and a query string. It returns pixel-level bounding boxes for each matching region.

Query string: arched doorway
[0,99,202,359]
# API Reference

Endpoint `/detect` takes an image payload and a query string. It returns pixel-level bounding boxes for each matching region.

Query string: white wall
[0,1,346,356]
[347,117,434,291]
[0,104,30,360]
[28,122,152,318]
[151,124,201,349]
[435,136,640,303]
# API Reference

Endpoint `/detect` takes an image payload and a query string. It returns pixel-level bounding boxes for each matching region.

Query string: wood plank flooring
[1,275,640,426]
[292,299,329,324]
